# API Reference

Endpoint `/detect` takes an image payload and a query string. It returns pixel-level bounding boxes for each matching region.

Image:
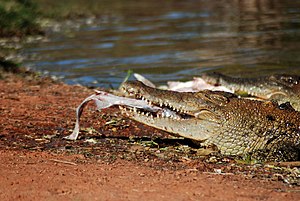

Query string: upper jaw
[119,81,195,120]
[119,81,232,120]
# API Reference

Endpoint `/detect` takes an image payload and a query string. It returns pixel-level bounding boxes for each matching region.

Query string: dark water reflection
[23,0,300,88]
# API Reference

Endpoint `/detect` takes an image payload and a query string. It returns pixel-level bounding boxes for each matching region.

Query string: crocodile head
[120,81,235,141]
[202,72,300,111]
[120,81,300,161]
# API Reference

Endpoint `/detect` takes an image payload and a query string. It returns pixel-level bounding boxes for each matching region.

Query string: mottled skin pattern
[121,81,300,162]
[202,72,300,111]
[206,98,300,161]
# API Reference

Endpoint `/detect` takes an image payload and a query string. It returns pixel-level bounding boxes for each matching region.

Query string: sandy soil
[0,72,299,201]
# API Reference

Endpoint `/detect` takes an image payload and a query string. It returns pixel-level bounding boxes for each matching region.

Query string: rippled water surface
[23,0,300,88]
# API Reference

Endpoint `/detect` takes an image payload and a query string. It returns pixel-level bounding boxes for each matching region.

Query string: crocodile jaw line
[119,84,219,141]
[120,106,218,141]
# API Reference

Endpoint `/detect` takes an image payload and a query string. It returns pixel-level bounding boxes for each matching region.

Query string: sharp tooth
[133,107,137,112]
[160,102,163,107]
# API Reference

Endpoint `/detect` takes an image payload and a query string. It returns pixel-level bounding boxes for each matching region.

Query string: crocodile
[120,81,300,162]
[201,72,300,111]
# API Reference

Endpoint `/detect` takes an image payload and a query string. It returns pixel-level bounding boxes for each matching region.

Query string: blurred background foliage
[0,0,42,37]
[0,0,177,36]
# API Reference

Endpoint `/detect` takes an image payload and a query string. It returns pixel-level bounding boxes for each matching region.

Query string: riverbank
[0,70,300,200]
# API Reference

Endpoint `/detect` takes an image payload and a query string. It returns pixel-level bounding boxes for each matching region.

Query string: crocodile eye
[278,102,295,111]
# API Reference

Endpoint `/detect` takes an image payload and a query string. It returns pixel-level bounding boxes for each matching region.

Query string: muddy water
[23,0,300,88]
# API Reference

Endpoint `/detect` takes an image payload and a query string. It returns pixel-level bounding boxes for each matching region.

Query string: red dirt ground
[0,72,300,201]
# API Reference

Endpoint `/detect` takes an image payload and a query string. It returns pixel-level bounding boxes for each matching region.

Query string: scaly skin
[121,81,300,162]
[202,72,300,111]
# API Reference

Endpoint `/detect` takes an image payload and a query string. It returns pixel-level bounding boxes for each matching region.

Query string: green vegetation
[0,0,41,73]
[0,0,42,37]
[0,0,176,36]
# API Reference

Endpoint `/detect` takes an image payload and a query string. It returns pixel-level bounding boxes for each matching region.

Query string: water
[23,0,300,88]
